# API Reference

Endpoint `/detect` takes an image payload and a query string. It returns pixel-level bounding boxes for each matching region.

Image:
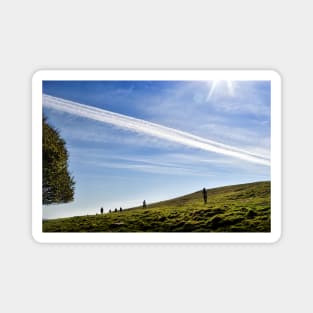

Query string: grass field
[43,181,270,232]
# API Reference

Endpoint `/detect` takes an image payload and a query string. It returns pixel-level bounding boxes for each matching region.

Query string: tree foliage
[42,116,75,205]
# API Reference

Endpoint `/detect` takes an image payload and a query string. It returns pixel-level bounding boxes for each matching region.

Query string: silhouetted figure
[120,207,123,211]
[100,207,103,214]
[202,188,207,204]
[109,209,112,213]
[143,200,147,209]
[115,208,117,212]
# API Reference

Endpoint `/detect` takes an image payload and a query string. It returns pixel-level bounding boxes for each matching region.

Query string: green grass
[43,181,271,232]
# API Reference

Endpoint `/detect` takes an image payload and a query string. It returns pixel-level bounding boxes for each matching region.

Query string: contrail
[43,94,270,166]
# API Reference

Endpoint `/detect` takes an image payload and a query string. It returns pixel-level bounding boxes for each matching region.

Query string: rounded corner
[269,69,282,84]
[269,230,282,244]
[31,229,44,244]
[32,70,45,84]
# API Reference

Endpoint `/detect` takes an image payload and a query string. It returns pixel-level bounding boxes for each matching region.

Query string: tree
[42,116,75,205]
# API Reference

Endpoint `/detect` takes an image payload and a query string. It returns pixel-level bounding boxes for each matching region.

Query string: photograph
[32,70,281,243]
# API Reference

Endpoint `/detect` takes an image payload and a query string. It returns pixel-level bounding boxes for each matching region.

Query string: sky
[42,80,271,219]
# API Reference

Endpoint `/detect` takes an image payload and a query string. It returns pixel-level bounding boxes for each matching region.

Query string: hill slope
[43,181,271,232]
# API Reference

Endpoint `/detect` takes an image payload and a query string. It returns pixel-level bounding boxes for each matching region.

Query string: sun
[207,80,234,100]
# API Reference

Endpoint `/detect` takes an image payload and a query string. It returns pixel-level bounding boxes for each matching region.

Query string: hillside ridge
[43,181,270,232]
[128,180,270,211]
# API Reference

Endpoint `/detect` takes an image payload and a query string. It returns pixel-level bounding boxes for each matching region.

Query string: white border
[32,70,281,243]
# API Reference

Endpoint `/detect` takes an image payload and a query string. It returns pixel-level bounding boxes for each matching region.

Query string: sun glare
[207,80,234,100]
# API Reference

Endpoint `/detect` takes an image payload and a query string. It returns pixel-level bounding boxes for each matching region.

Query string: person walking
[202,188,207,204]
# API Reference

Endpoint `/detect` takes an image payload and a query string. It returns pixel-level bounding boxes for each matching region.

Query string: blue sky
[43,80,271,219]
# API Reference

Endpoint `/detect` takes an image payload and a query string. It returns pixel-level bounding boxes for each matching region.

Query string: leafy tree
[42,116,75,205]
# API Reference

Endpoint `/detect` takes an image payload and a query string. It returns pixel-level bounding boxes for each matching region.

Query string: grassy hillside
[43,181,270,232]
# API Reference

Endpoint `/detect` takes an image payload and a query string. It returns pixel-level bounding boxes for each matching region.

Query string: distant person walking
[143,200,147,209]
[100,207,103,214]
[202,188,207,204]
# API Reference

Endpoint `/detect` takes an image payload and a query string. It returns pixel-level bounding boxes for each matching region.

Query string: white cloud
[43,94,270,166]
